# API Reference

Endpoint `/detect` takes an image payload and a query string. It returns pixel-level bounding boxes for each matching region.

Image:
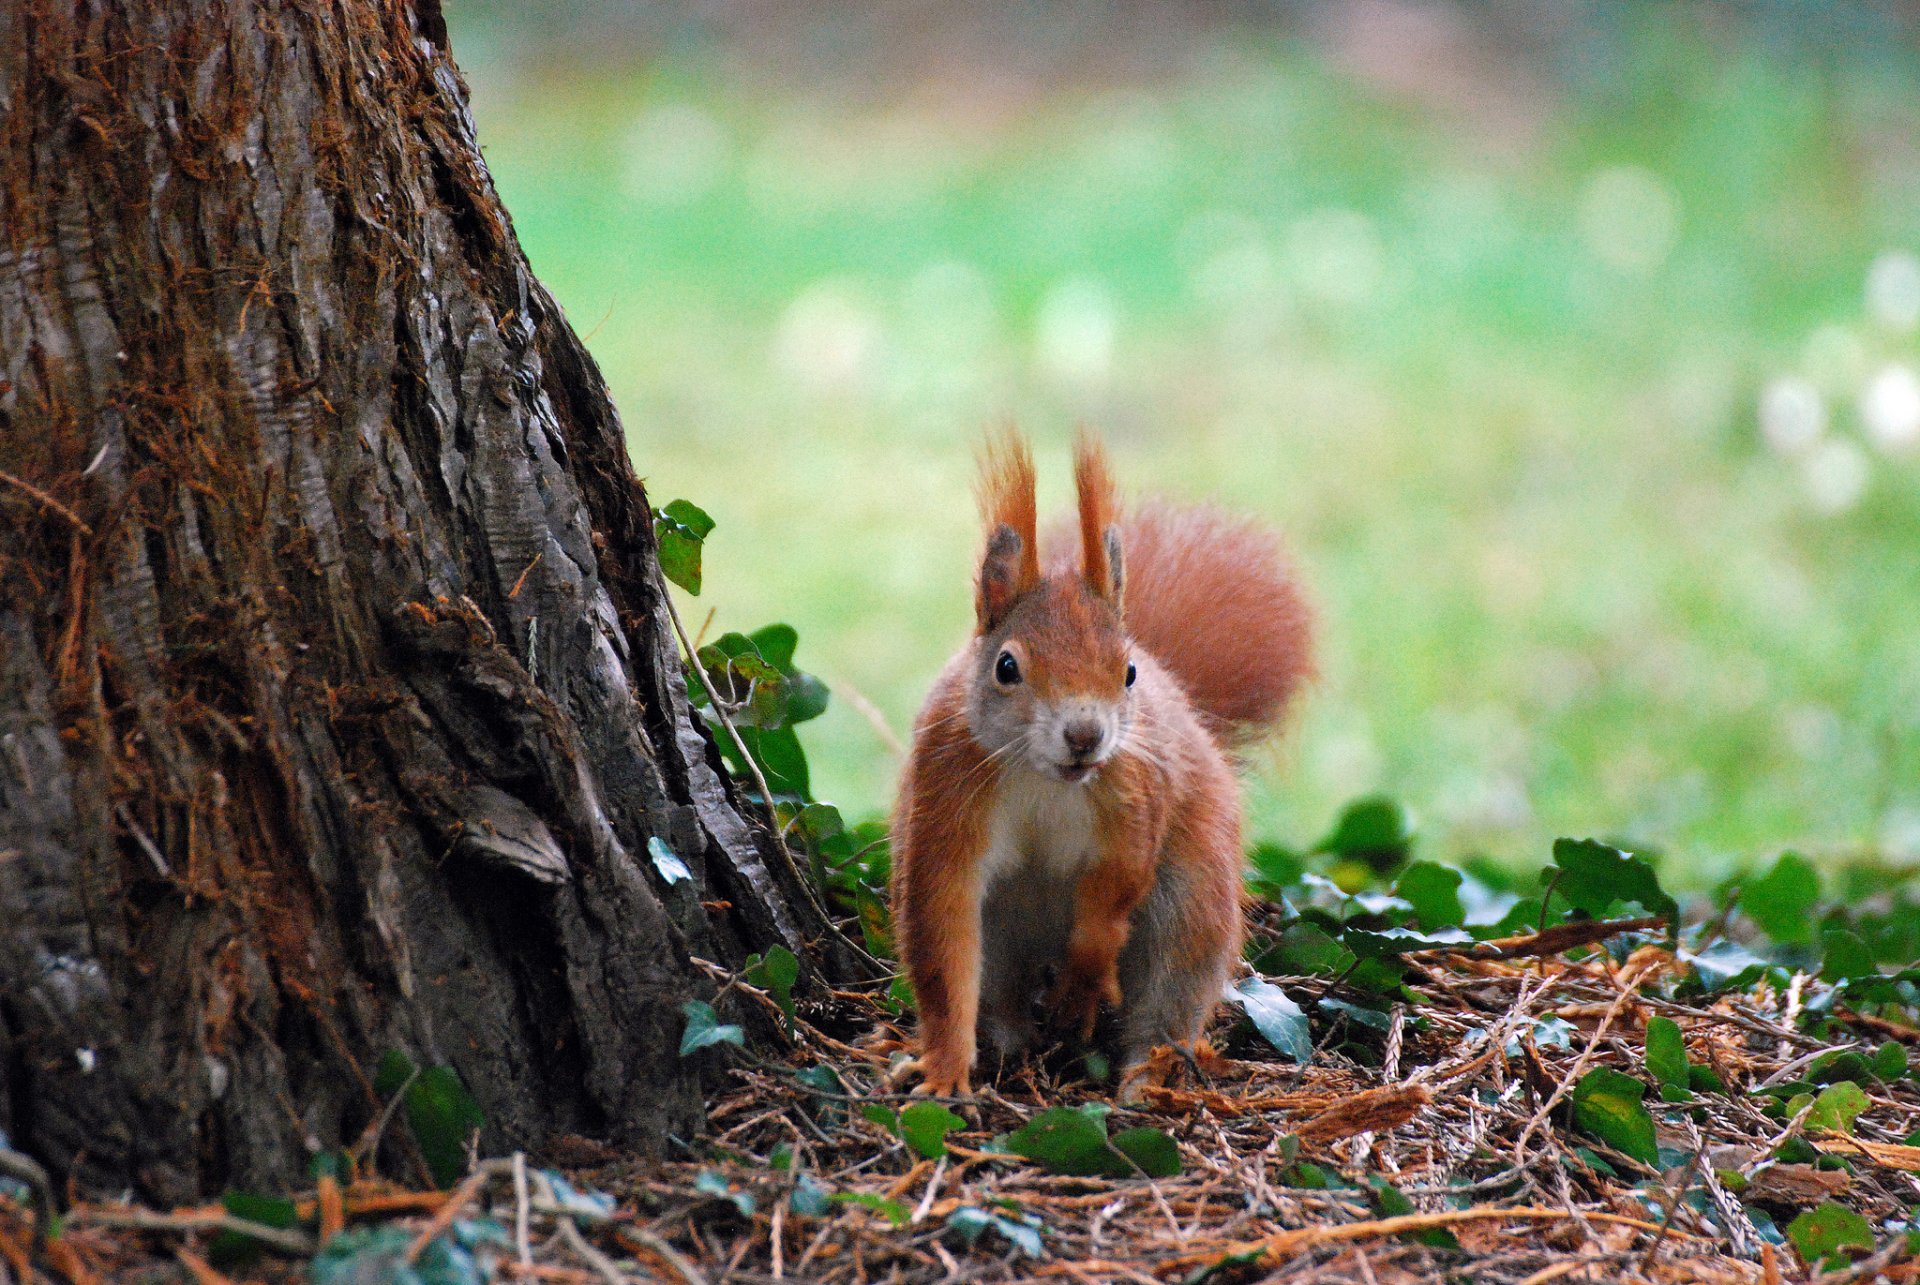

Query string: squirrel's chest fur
[978,768,1101,890]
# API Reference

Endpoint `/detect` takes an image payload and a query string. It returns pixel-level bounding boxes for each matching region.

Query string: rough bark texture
[0,0,860,1204]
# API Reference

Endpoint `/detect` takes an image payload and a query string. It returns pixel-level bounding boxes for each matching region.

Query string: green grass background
[448,6,1920,880]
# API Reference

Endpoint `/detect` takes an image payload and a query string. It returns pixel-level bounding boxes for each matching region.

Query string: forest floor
[6,914,1918,1284]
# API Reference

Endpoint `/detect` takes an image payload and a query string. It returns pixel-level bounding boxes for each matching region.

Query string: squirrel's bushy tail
[1054,497,1313,746]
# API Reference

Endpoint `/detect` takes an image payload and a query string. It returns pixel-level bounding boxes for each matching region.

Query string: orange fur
[1073,430,1118,601]
[895,429,1310,1096]
[1051,498,1314,745]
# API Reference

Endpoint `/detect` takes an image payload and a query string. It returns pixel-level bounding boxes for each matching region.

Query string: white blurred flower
[620,103,729,205]
[774,281,879,394]
[1758,376,1825,455]
[1803,438,1868,514]
[1578,166,1679,273]
[1866,250,1920,330]
[1284,208,1383,307]
[1034,278,1117,386]
[1859,363,1920,454]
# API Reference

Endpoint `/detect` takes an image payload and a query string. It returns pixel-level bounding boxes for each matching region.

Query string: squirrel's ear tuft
[1074,430,1121,605]
[975,428,1040,631]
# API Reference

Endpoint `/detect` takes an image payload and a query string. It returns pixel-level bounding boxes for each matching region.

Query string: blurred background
[446,0,1920,881]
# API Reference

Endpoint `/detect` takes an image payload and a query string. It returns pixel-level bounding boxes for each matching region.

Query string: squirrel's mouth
[1053,762,1098,783]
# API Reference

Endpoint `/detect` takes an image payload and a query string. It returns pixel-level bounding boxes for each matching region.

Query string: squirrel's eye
[995,650,1021,686]
[1125,661,1137,688]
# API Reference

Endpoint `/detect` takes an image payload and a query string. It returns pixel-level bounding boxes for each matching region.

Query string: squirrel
[890,429,1313,1095]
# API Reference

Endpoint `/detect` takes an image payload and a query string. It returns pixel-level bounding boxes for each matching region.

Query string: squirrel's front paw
[897,1053,973,1097]
[1046,965,1121,1041]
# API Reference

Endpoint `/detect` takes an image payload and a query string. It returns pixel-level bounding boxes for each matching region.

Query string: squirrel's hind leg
[1113,859,1239,1079]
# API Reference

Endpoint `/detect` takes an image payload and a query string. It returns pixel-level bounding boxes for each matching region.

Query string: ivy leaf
[408,1067,488,1189]
[648,836,692,886]
[899,1101,966,1159]
[1002,1105,1179,1178]
[1644,1016,1689,1095]
[1570,1068,1658,1165]
[1393,861,1466,931]
[1314,796,1415,870]
[694,1170,756,1217]
[1366,1177,1460,1249]
[1549,839,1677,930]
[833,1191,908,1226]
[1223,977,1312,1063]
[679,1000,744,1057]
[1740,852,1821,947]
[207,1191,300,1268]
[1822,929,1876,982]
[654,499,715,595]
[947,1206,1044,1258]
[1682,939,1772,992]
[1872,1042,1909,1081]
[1257,923,1354,977]
[1246,842,1305,900]
[1805,1081,1869,1136]
[1787,1202,1872,1268]
[744,945,800,1034]
[1111,1127,1183,1178]
[789,1173,833,1217]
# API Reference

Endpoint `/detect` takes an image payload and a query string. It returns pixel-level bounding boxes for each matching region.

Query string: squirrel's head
[968,430,1133,784]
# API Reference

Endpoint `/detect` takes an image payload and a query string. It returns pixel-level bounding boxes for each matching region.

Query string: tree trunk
[0,0,860,1205]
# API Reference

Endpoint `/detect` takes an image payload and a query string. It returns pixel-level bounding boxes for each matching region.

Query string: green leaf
[654,499,715,595]
[1315,796,1415,869]
[1644,1016,1689,1093]
[1111,1127,1183,1178]
[648,836,692,886]
[1872,1041,1909,1081]
[1740,852,1821,946]
[946,1206,1043,1257]
[1822,928,1876,982]
[1259,922,1354,977]
[833,1191,908,1226]
[694,1169,756,1217]
[1570,1068,1658,1165]
[311,1224,416,1284]
[679,1000,745,1057]
[1002,1104,1175,1178]
[1366,1177,1460,1249]
[1393,861,1466,931]
[1805,1081,1869,1135]
[374,1048,417,1099]
[745,945,800,1033]
[1682,939,1772,992]
[789,1173,833,1217]
[1224,977,1312,1063]
[861,1103,900,1132]
[407,1066,488,1189]
[1786,1201,1872,1267]
[899,1101,966,1159]
[1549,838,1677,930]
[1246,842,1305,899]
[207,1191,299,1267]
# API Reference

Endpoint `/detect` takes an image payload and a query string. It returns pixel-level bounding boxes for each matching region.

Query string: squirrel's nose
[1062,721,1104,759]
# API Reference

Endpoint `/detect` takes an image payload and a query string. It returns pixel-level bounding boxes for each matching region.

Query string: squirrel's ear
[975,428,1040,631]
[977,523,1035,631]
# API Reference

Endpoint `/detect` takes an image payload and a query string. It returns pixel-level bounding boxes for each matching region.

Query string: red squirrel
[891,429,1313,1095]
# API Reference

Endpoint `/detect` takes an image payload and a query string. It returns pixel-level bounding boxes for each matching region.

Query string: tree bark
[0,0,860,1205]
